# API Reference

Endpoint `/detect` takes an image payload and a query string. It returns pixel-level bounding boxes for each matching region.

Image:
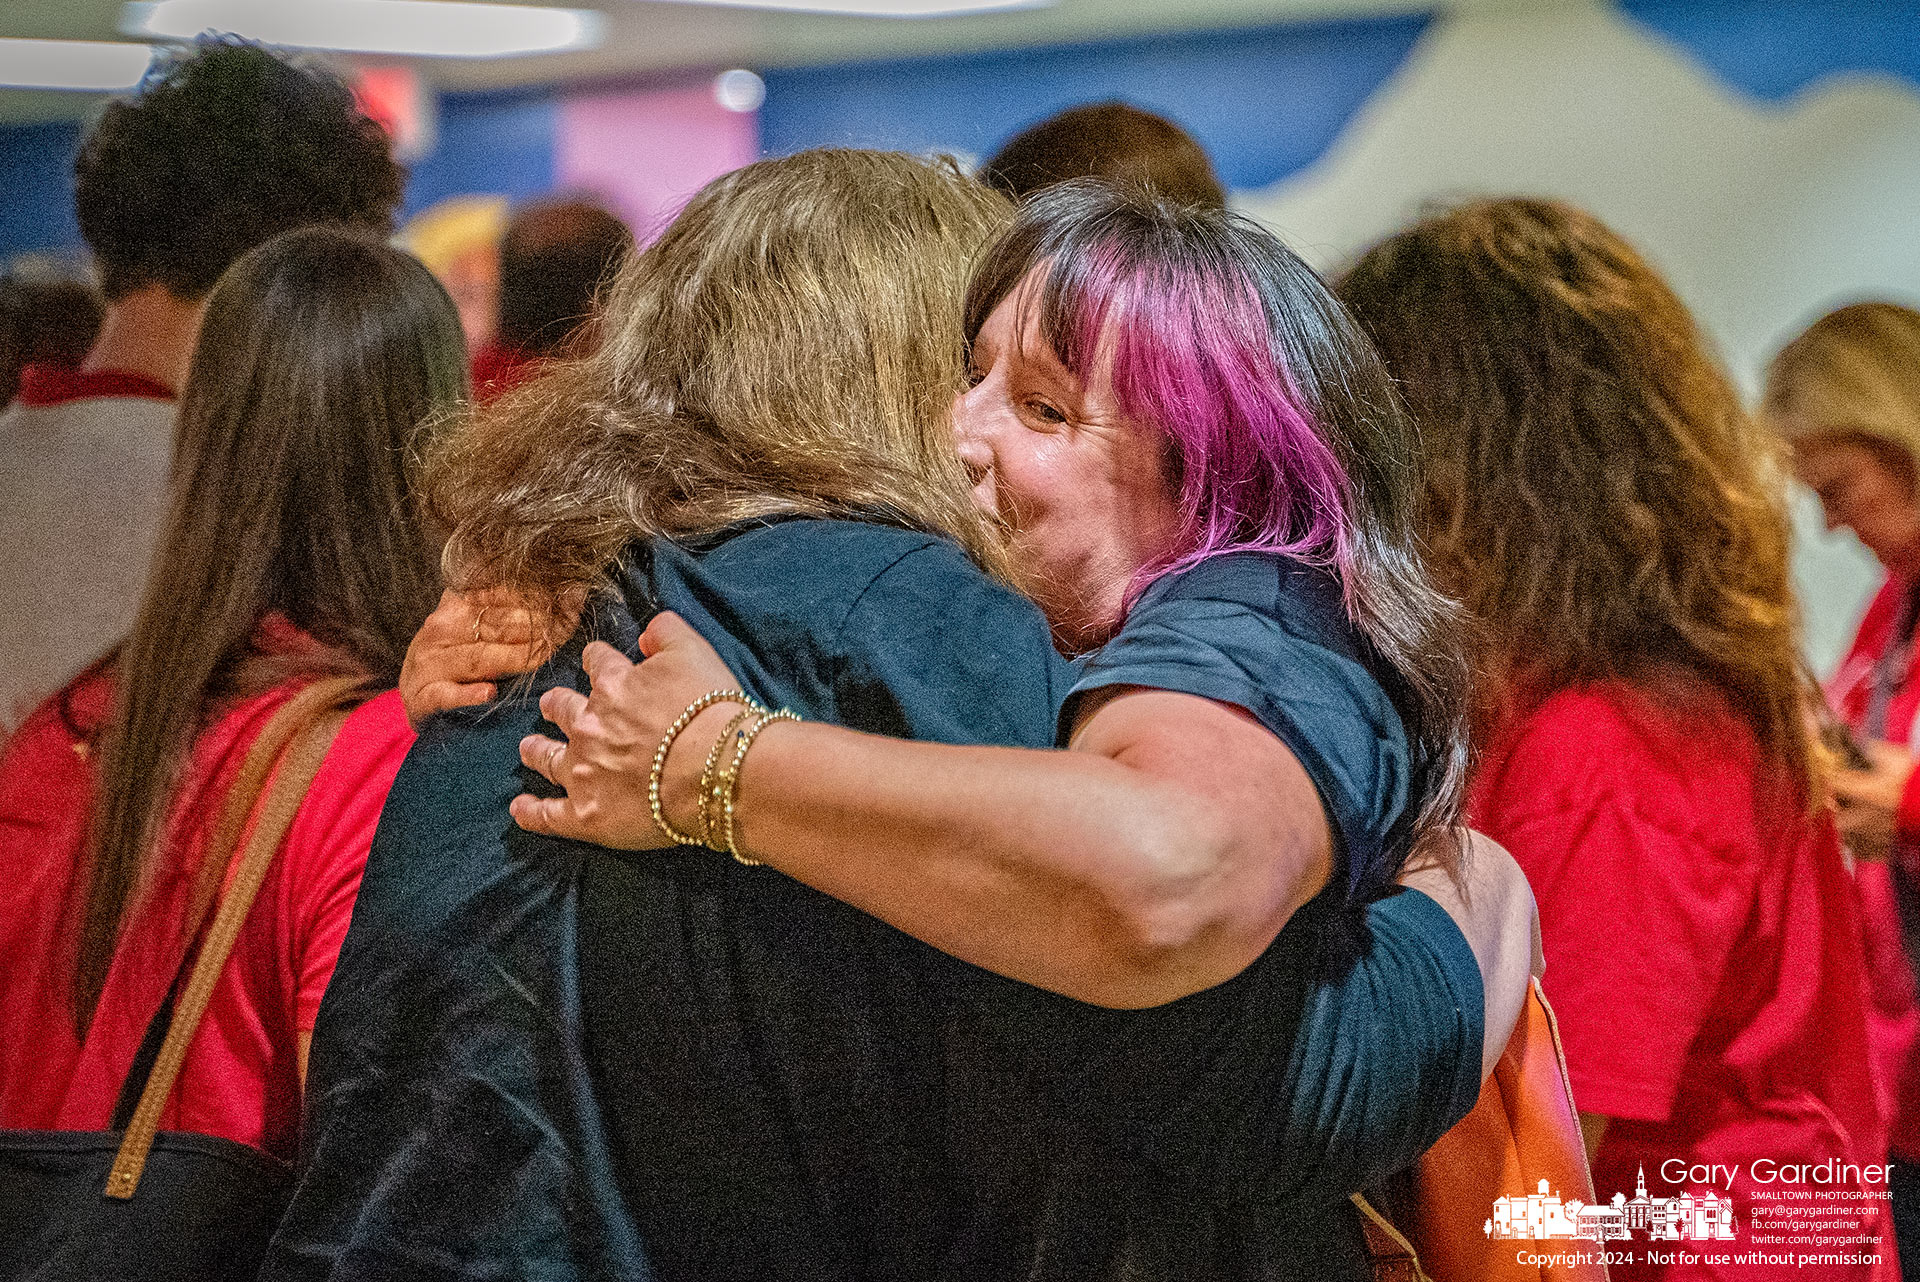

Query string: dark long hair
[1338,198,1816,802]
[71,226,465,1031]
[965,180,1475,882]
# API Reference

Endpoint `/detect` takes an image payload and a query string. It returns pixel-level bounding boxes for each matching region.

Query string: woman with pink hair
[378,170,1535,1281]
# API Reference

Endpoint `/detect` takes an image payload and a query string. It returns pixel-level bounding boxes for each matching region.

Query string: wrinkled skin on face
[952,273,1183,654]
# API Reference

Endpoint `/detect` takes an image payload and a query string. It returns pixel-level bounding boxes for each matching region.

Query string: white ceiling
[0,0,1518,123]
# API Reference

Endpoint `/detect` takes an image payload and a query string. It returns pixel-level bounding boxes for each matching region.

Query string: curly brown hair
[1338,198,1815,798]
[75,38,404,301]
[428,149,1012,606]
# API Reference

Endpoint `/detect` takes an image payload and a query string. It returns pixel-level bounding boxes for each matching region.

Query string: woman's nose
[954,420,988,467]
[953,391,992,474]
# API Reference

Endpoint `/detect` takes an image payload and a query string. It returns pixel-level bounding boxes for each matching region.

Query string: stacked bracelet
[648,689,753,846]
[649,688,801,865]
[716,708,800,866]
[696,707,759,848]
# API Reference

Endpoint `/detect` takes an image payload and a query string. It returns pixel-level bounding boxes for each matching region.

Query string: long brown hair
[429,149,1012,604]
[1339,198,1816,799]
[73,226,465,1031]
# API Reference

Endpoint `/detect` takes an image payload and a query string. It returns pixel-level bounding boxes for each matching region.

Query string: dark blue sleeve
[1064,556,1411,901]
[829,539,1074,749]
[1050,885,1483,1204]
[1263,888,1485,1199]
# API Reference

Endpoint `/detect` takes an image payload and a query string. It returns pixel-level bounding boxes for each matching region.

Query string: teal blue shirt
[269,519,1481,1282]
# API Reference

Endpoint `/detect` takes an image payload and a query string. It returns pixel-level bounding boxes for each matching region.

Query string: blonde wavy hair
[1763,301,1920,478]
[1339,198,1817,800]
[428,149,1012,602]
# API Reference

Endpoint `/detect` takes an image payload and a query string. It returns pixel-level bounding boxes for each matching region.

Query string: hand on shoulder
[399,587,574,729]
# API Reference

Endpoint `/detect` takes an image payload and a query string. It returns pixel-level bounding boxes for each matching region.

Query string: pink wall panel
[556,82,758,243]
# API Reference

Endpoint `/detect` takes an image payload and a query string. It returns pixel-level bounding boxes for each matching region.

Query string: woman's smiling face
[953,271,1183,654]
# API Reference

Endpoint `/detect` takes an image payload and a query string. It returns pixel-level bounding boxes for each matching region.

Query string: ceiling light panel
[0,39,154,91]
[642,0,1046,17]
[121,0,606,59]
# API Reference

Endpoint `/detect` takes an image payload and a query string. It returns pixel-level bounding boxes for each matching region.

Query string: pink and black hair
[963,180,1474,883]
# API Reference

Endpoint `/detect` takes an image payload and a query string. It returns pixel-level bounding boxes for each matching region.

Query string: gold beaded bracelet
[695,707,759,848]
[649,689,756,847]
[716,707,800,866]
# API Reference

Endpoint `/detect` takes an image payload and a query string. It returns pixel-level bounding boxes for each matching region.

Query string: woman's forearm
[691,706,1326,1008]
[519,631,1335,1007]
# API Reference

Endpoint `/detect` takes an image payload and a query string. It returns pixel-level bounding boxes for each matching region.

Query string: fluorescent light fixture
[645,0,1045,15]
[121,0,605,59]
[0,39,153,91]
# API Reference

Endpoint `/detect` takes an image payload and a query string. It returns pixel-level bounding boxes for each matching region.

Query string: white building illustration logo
[1486,1167,1738,1243]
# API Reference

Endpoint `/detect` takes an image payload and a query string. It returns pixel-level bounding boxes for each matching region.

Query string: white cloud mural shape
[1239,0,1920,670]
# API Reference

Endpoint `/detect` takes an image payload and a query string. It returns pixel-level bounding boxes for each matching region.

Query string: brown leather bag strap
[1353,1192,1436,1282]
[104,675,366,1200]
[178,676,361,942]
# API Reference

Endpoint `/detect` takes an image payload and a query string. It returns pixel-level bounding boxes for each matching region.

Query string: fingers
[551,586,591,641]
[520,733,569,784]
[439,640,551,684]
[422,588,529,640]
[420,587,472,637]
[471,610,543,647]
[423,680,495,714]
[425,587,564,658]
[402,589,554,729]
[510,792,586,842]
[638,611,697,659]
[582,640,636,688]
[539,686,590,739]
[402,682,495,732]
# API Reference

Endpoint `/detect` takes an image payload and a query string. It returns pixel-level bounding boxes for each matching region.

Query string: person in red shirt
[1766,301,1920,1279]
[1340,199,1888,1281]
[0,227,463,1197]
[468,199,632,402]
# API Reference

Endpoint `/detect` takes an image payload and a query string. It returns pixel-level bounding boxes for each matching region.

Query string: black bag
[0,677,362,1282]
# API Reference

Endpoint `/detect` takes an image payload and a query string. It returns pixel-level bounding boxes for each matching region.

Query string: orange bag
[1357,978,1609,1282]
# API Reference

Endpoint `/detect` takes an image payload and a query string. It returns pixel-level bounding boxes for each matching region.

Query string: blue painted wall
[8,2,1920,264]
[758,15,1432,193]
[402,87,558,220]
[0,121,84,259]
[1622,0,1920,102]
[0,86,559,261]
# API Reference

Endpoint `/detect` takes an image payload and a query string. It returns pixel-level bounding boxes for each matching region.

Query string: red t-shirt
[1830,574,1920,1165]
[0,669,412,1162]
[1471,677,1885,1282]
[469,341,544,403]
[14,363,174,407]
